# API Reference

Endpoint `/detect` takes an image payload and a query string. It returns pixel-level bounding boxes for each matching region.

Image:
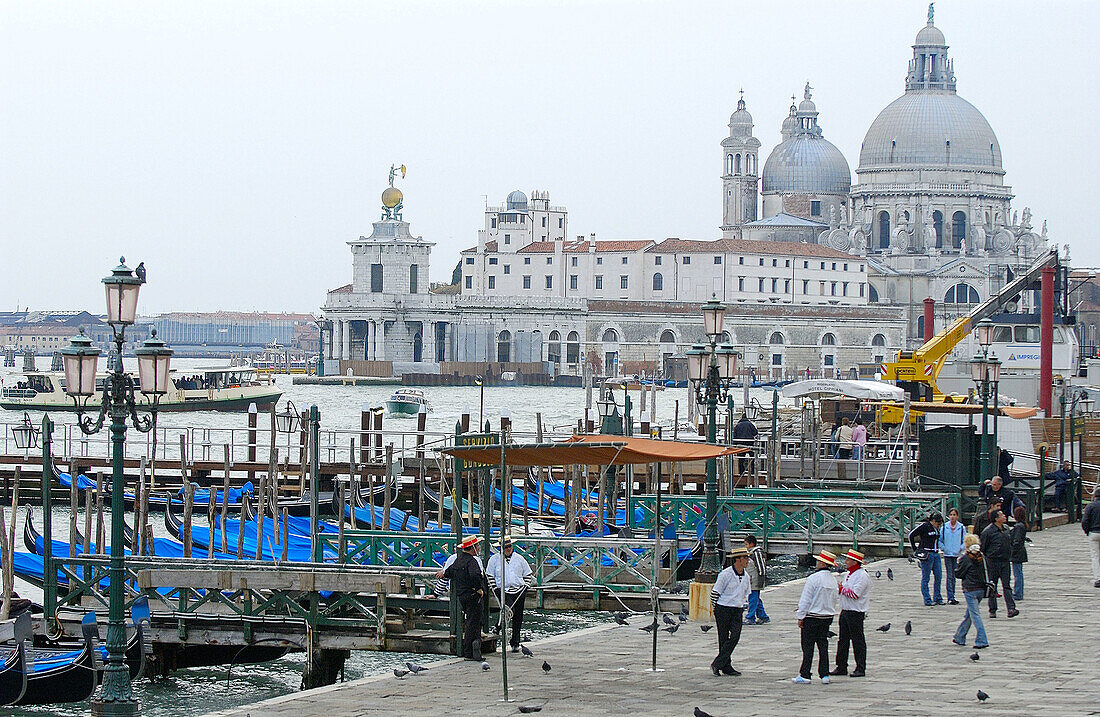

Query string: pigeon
[977,690,989,702]
[393,668,409,678]
[542,660,552,673]
[613,611,630,622]
[970,652,980,661]
[662,623,680,634]
[694,708,716,717]
[406,661,427,674]
[876,623,891,632]
[520,644,534,658]
[614,614,630,626]
[518,707,542,714]
[663,614,677,626]
[135,261,146,283]
[887,568,894,581]
[700,624,713,632]
[481,661,491,671]
[908,556,916,563]
[679,605,690,622]
[875,570,882,579]
[905,620,912,635]
[640,623,656,633]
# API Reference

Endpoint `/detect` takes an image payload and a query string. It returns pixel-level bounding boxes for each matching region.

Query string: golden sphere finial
[382,186,403,209]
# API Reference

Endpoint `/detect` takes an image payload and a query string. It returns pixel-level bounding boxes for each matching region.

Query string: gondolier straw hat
[844,549,865,564]
[502,534,514,547]
[816,550,837,568]
[459,535,482,550]
[728,547,748,559]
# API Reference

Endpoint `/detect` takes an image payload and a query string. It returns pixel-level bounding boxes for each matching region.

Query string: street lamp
[970,318,998,485]
[63,257,170,717]
[687,296,739,586]
[274,400,302,434]
[12,412,40,450]
[597,385,621,435]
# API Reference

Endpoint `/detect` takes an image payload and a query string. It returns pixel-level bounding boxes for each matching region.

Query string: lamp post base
[688,580,715,621]
[91,699,140,717]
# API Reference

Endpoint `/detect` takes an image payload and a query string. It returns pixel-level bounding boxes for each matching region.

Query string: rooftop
[646,237,856,260]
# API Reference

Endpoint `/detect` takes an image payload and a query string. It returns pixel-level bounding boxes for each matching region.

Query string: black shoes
[1094,579,1100,588]
[948,599,960,605]
[829,667,848,676]
[721,666,741,676]
[849,669,866,677]
[711,665,722,676]
[1007,609,1019,618]
[988,612,997,619]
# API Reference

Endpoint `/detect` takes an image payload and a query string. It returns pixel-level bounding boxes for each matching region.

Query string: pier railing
[630,490,957,556]
[321,530,677,594]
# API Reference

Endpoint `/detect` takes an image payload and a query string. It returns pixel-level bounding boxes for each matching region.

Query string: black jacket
[444,551,487,601]
[1083,498,1100,535]
[732,418,759,441]
[1010,522,1028,563]
[998,450,1014,483]
[954,554,988,592]
[908,520,940,554]
[980,523,1012,562]
[978,482,1019,511]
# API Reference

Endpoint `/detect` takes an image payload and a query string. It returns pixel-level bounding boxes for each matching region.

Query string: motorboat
[383,388,431,417]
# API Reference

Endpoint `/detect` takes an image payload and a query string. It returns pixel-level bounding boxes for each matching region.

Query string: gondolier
[486,534,534,652]
[440,535,488,661]
[709,546,751,676]
[793,550,839,684]
[831,549,870,677]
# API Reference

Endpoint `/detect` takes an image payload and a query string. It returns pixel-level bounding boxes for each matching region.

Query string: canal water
[2,359,800,715]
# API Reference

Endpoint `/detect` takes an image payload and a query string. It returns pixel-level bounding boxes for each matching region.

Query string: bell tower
[721,92,760,238]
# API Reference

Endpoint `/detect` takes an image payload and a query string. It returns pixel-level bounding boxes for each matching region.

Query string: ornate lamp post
[62,258,172,717]
[969,319,997,484]
[11,411,40,450]
[687,296,739,586]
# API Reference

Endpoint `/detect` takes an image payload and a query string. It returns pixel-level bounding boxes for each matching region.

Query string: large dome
[762,135,851,195]
[858,91,1002,170]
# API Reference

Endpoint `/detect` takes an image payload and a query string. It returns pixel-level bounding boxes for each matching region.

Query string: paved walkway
[208,523,1099,716]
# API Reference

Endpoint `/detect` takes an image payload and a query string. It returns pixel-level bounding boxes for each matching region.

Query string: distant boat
[384,388,431,417]
[251,341,311,375]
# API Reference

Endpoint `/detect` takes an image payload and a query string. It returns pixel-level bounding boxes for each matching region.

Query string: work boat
[0,366,282,412]
[383,388,431,417]
[251,341,311,375]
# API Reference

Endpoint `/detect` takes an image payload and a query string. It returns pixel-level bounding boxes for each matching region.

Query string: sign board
[1072,416,1086,434]
[454,432,500,473]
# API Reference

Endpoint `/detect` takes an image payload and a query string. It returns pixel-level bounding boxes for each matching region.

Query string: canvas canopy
[782,379,905,401]
[441,434,746,468]
[906,401,1037,419]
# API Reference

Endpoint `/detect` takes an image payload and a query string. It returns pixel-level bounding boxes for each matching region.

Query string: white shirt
[839,567,871,613]
[486,550,533,594]
[712,566,751,608]
[796,568,839,619]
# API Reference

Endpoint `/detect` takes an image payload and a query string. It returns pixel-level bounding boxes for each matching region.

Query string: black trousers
[835,609,866,672]
[985,559,1016,614]
[502,590,526,648]
[711,605,744,670]
[799,616,833,679]
[460,593,483,659]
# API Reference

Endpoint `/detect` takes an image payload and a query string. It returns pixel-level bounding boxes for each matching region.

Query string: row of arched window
[876,209,968,250]
[725,153,757,176]
[766,332,887,347]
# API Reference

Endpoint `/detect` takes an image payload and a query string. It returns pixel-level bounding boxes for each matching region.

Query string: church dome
[762,135,852,195]
[915,23,945,46]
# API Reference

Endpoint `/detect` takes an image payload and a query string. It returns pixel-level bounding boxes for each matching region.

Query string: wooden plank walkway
[207,522,1098,716]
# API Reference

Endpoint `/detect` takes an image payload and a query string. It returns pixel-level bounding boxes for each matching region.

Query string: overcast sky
[2,0,1097,315]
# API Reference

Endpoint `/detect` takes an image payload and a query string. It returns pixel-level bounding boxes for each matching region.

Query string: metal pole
[40,415,55,624]
[697,349,721,582]
[770,390,779,484]
[979,355,991,483]
[652,461,662,671]
[498,429,508,701]
[1037,445,1046,530]
[310,406,321,563]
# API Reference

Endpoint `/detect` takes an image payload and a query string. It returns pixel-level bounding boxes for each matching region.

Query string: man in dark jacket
[1083,488,1100,588]
[980,510,1017,619]
[442,535,488,660]
[908,512,943,606]
[979,476,1020,514]
[997,448,1014,485]
[1046,461,1079,513]
[732,414,759,476]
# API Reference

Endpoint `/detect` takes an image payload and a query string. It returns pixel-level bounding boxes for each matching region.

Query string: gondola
[53,463,254,512]
[0,612,99,706]
[0,613,31,706]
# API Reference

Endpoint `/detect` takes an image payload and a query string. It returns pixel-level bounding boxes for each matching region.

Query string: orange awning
[906,402,1038,419]
[441,434,747,468]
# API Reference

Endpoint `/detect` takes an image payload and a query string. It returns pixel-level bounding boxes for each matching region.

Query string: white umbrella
[781,379,905,401]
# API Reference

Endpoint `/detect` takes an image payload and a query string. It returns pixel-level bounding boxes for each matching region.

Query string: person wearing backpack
[743,535,770,625]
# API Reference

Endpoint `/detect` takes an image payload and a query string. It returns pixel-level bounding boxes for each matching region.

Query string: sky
[1,0,1097,315]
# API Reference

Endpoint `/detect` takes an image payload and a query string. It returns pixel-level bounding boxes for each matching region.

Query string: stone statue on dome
[804,82,813,100]
[1041,220,1048,243]
[1020,207,1032,231]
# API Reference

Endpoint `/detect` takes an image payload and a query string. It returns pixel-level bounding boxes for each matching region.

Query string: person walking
[940,508,966,605]
[1082,487,1100,588]
[831,549,870,678]
[710,547,751,676]
[441,535,488,661]
[792,550,839,685]
[742,535,769,625]
[851,417,868,461]
[1009,506,1028,601]
[908,512,944,605]
[486,534,534,652]
[980,509,1018,619]
[951,536,990,649]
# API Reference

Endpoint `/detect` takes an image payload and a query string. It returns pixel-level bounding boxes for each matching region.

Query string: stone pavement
[207,523,1099,716]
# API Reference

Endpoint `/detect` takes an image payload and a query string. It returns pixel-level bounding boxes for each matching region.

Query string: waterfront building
[138,312,319,357]
[0,310,109,354]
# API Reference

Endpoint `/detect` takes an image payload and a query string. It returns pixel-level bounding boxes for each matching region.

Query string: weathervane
[381,163,406,221]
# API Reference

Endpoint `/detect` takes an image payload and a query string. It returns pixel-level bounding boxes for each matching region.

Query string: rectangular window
[465,276,472,289]
[771,278,778,293]
[738,277,744,291]
[545,275,553,289]
[824,354,834,366]
[595,275,603,289]
[558,217,563,228]
[772,353,783,366]
[523,275,531,289]
[820,281,826,294]
[622,257,628,265]
[759,258,764,266]
[860,264,865,273]
[570,275,578,290]
[803,261,809,269]
[504,234,511,245]
[758,278,765,292]
[820,262,826,270]
[489,257,497,265]
[785,259,791,268]
[784,279,791,293]
[655,256,662,265]
[524,257,531,265]
[831,282,837,296]
[465,257,474,265]
[503,265,510,274]
[683,256,691,265]
[571,256,578,267]
[843,282,849,296]
[843,263,848,271]
[410,264,418,294]
[547,257,553,265]
[739,256,744,265]
[802,279,809,293]
[811,200,821,216]
[597,257,603,265]
[772,258,777,267]
[714,256,722,265]
[370,263,383,293]
[491,218,497,228]
[620,275,629,289]
[542,216,547,227]
[832,262,837,271]
[859,283,865,297]
[488,276,496,289]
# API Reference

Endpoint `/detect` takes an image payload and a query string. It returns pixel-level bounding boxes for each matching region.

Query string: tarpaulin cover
[442,434,746,467]
[905,401,1038,419]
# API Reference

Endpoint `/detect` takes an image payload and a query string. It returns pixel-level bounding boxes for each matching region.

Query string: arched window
[412,333,422,362]
[602,328,619,343]
[497,330,512,363]
[652,273,663,291]
[721,331,731,343]
[566,330,580,364]
[944,283,980,305]
[933,210,944,248]
[734,154,742,174]
[725,154,734,174]
[769,332,784,345]
[871,334,887,347]
[659,329,676,344]
[821,333,836,346]
[878,211,891,250]
[548,330,561,364]
[747,154,756,175]
[868,285,880,303]
[952,211,967,249]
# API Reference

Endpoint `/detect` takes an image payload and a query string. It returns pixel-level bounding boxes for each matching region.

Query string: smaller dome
[915,23,945,46]
[381,186,403,209]
[506,190,528,211]
[798,98,817,114]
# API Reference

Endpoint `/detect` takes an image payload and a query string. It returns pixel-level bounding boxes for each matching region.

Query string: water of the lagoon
[2,358,802,716]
